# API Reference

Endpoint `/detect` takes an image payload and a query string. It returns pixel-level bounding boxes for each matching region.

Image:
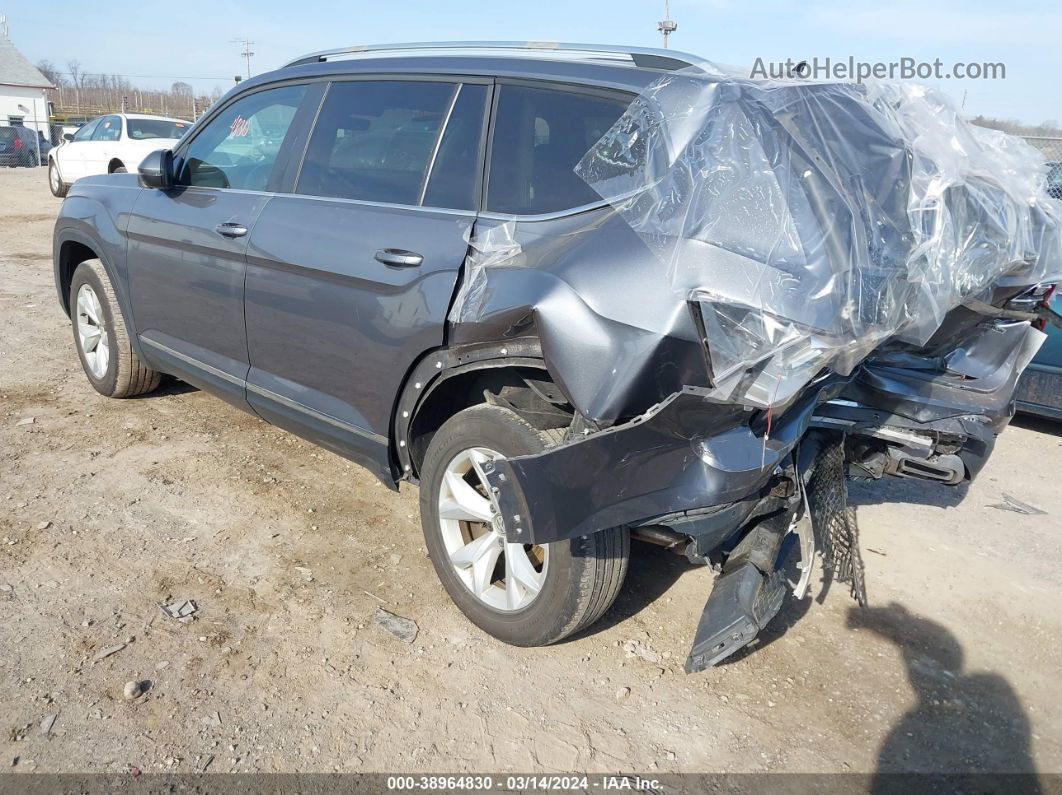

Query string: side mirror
[138,149,173,190]
[63,133,74,141]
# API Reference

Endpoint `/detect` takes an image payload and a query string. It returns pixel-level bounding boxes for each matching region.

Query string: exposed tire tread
[491,407,628,643]
[72,260,161,398]
[421,403,629,647]
[48,160,69,198]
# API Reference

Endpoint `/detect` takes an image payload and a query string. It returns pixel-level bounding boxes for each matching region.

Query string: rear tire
[70,259,161,398]
[48,160,68,197]
[420,403,629,646]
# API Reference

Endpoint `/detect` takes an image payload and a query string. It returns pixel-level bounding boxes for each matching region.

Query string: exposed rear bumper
[484,322,1044,548]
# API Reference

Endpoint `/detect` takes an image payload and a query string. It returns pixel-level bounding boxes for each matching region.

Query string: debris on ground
[15,417,34,426]
[39,713,58,736]
[91,643,127,664]
[203,711,222,728]
[36,521,51,530]
[990,493,1047,515]
[123,681,145,701]
[161,599,198,621]
[374,608,418,644]
[622,639,662,664]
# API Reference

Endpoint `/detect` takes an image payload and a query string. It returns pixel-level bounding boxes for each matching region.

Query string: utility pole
[232,39,255,79]
[657,0,677,49]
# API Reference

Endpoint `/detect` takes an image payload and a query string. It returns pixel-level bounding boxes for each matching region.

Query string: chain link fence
[1023,136,1062,162]
[1023,137,1062,200]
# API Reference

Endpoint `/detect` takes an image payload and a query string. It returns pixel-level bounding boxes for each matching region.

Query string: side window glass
[487,85,630,215]
[93,116,121,142]
[72,119,99,142]
[296,80,458,206]
[422,84,487,211]
[174,84,308,191]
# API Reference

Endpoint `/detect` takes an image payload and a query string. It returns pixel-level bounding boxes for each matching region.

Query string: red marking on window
[229,116,250,138]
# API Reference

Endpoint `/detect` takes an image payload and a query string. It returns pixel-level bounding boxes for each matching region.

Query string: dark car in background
[50,42,1060,672]
[0,125,51,167]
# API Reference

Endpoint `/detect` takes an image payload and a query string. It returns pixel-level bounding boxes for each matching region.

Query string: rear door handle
[216,222,248,238]
[374,248,423,268]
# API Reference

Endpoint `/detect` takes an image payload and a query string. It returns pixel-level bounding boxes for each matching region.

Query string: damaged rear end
[440,67,1062,670]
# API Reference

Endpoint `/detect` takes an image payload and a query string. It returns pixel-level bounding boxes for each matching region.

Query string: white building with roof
[0,19,54,139]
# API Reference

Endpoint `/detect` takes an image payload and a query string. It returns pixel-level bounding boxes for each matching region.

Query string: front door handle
[374,248,423,268]
[216,222,248,238]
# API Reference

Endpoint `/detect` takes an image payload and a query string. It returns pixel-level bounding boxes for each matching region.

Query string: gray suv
[53,43,1058,671]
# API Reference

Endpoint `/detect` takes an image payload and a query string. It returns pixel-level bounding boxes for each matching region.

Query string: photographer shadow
[849,603,1041,793]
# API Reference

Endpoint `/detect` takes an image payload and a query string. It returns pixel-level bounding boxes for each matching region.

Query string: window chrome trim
[418,84,461,206]
[269,190,478,217]
[478,200,613,222]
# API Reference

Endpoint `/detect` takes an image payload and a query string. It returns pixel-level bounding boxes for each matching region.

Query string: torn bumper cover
[482,320,1043,549]
[483,385,832,546]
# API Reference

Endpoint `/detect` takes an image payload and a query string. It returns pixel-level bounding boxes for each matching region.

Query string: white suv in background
[48,113,190,197]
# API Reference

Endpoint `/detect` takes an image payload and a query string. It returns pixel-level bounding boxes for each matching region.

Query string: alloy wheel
[437,446,548,612]
[76,283,109,379]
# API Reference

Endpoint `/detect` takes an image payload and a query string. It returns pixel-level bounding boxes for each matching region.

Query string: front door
[89,115,122,172]
[244,78,489,475]
[56,117,100,180]
[126,83,316,404]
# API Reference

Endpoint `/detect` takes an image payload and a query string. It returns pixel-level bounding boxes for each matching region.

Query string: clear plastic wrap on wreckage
[574,69,1062,408]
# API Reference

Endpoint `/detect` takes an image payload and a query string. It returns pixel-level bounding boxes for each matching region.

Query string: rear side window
[128,118,190,140]
[296,80,485,209]
[174,84,308,191]
[487,84,630,215]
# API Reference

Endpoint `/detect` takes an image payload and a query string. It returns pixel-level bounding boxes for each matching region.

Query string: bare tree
[35,59,62,86]
[171,81,193,97]
[66,59,84,89]
[971,115,1062,138]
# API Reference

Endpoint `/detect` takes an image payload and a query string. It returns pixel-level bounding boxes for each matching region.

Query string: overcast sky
[2,0,1058,124]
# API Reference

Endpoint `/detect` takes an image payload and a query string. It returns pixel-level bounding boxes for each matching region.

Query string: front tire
[420,403,629,647]
[70,260,161,398]
[48,160,68,197]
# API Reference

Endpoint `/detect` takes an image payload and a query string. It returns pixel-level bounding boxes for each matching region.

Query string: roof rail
[282,41,710,72]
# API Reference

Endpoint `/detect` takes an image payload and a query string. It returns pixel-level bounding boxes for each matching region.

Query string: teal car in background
[1016,285,1062,419]
[1015,164,1062,420]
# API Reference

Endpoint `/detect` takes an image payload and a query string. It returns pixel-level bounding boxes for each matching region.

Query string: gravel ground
[1,167,1060,778]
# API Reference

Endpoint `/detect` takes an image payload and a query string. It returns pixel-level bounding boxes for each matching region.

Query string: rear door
[244,77,489,474]
[126,83,319,404]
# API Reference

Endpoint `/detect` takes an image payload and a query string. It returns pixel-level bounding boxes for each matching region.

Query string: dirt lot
[1,166,1061,779]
